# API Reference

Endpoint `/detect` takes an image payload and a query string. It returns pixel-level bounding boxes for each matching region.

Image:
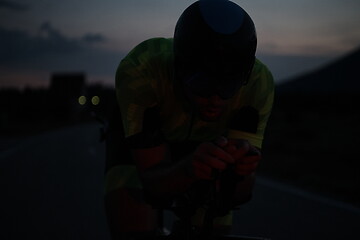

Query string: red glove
[224,139,261,176]
[191,141,235,180]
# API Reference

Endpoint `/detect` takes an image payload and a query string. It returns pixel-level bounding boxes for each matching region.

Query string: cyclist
[104,0,274,239]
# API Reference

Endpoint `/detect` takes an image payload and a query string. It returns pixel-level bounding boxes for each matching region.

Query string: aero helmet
[174,0,257,99]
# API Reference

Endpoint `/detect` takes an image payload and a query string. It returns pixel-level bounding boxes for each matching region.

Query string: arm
[218,138,261,206]
[131,144,193,196]
[131,141,235,203]
[221,62,274,205]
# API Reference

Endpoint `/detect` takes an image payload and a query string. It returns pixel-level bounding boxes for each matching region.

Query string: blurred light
[91,96,100,105]
[78,96,87,105]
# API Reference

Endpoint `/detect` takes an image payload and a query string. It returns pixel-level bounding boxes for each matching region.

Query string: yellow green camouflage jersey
[111,37,274,226]
[115,37,274,149]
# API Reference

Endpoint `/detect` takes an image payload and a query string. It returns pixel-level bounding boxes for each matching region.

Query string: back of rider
[104,37,274,237]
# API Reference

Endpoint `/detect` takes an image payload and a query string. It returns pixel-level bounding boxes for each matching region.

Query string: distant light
[78,96,87,105]
[91,96,100,105]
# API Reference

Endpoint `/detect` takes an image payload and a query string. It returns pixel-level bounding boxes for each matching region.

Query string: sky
[0,0,360,89]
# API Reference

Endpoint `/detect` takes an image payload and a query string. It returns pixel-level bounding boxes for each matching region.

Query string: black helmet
[174,0,257,99]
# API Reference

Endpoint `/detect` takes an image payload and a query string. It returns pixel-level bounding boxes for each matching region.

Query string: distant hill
[277,46,360,94]
[261,46,360,206]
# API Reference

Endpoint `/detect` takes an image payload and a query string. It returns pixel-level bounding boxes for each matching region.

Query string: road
[1,123,359,240]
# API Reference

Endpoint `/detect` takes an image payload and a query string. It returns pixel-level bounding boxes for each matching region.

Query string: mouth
[201,107,223,119]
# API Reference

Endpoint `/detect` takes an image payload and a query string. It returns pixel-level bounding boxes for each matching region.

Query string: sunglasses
[184,71,248,99]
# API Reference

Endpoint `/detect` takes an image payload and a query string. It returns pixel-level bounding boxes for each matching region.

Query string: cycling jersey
[108,37,274,227]
[115,37,274,149]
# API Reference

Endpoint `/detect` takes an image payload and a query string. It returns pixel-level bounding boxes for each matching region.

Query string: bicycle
[148,178,271,240]
[96,108,270,240]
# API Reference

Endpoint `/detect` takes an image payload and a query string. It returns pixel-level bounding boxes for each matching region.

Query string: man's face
[185,88,229,122]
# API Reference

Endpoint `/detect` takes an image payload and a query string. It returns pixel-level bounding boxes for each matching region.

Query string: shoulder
[243,58,275,97]
[251,58,274,86]
[116,37,173,78]
[124,37,174,62]
[115,38,174,88]
[230,58,274,110]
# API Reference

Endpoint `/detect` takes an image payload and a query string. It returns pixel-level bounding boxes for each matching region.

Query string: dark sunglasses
[184,71,248,99]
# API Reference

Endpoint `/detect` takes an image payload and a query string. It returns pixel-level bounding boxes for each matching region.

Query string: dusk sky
[1,0,360,89]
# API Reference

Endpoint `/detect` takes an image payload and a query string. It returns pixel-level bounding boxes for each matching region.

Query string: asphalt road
[1,123,359,240]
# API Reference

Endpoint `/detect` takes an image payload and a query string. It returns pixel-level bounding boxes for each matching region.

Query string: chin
[199,112,222,122]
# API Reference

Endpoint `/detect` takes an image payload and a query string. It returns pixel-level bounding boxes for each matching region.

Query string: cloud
[82,33,106,44]
[0,22,108,66]
[0,22,123,88]
[0,0,28,11]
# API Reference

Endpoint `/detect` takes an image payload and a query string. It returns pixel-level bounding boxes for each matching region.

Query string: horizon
[1,48,358,91]
[1,0,360,89]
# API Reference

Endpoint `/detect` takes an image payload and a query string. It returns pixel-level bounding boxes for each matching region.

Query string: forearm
[131,144,196,199]
[141,156,195,197]
[132,140,239,204]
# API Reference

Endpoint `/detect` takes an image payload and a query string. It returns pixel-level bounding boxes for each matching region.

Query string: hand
[191,141,235,180]
[222,139,261,176]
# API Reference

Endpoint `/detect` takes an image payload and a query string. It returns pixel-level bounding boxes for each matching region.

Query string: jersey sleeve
[115,40,159,139]
[227,59,275,149]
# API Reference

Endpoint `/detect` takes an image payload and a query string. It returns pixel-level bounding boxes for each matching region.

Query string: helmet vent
[199,0,245,34]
